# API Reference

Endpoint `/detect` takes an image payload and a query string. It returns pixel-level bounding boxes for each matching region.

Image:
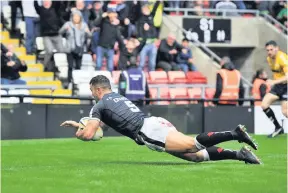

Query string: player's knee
[281,106,288,118]
[261,102,269,110]
[189,152,204,163]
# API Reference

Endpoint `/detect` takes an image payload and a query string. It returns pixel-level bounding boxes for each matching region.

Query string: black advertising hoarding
[183,18,231,43]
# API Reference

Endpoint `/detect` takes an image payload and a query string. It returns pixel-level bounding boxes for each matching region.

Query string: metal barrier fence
[163,8,260,17]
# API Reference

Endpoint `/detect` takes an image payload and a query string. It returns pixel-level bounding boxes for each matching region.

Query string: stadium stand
[1,0,286,106]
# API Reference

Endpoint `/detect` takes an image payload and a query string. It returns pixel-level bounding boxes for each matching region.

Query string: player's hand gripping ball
[78,117,103,141]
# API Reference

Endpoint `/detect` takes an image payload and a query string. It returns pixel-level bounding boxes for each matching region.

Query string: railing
[162,13,253,88]
[0,94,261,106]
[163,8,260,17]
[261,13,288,35]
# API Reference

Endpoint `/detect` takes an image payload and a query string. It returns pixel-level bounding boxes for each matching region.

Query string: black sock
[196,131,236,148]
[263,107,281,129]
[206,146,238,161]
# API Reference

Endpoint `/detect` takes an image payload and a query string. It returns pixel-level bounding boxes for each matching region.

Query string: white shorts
[138,116,177,152]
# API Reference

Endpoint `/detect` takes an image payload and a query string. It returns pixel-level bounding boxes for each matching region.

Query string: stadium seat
[32,99,52,104]
[188,88,202,104]
[20,72,54,81]
[14,47,26,56]
[149,71,168,84]
[27,64,44,72]
[149,87,170,105]
[205,88,215,99]
[8,89,30,95]
[186,71,207,84]
[36,37,44,52]
[54,53,68,79]
[78,83,91,96]
[19,55,36,64]
[1,31,9,40]
[188,88,202,99]
[0,90,8,95]
[168,71,187,83]
[19,21,26,38]
[112,71,121,84]
[93,71,113,86]
[8,89,30,103]
[2,38,19,47]
[29,90,52,104]
[72,70,94,84]
[144,72,151,84]
[0,97,19,104]
[52,89,72,96]
[27,80,62,89]
[169,88,189,104]
[81,53,94,70]
[52,99,80,104]
[30,89,52,95]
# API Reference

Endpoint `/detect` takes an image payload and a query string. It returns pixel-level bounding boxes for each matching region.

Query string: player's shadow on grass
[107,161,193,166]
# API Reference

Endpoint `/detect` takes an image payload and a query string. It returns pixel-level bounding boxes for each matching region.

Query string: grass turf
[1,135,287,193]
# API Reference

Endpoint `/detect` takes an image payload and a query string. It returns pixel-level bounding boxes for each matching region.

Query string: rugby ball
[78,117,103,141]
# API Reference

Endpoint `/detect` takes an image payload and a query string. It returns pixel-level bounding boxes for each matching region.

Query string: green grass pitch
[1,135,287,193]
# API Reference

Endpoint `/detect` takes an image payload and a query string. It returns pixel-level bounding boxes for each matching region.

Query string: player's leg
[167,146,261,164]
[165,125,257,153]
[261,92,283,137]
[281,100,288,118]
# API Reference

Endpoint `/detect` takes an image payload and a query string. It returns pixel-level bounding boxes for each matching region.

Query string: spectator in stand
[72,0,92,24]
[137,2,160,71]
[276,2,287,26]
[176,38,195,73]
[34,0,64,72]
[1,12,9,30]
[213,56,244,106]
[9,1,24,38]
[168,0,180,9]
[148,0,164,37]
[22,0,40,55]
[212,0,241,16]
[156,33,183,72]
[126,0,141,38]
[254,1,274,15]
[89,1,103,57]
[115,0,130,38]
[1,44,27,85]
[96,7,120,72]
[59,10,91,83]
[117,29,147,70]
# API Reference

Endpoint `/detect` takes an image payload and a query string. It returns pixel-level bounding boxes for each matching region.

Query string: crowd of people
[1,0,198,82]
[1,0,287,86]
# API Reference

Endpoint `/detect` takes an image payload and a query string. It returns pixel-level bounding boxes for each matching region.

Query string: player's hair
[182,38,189,42]
[90,75,111,89]
[265,40,277,47]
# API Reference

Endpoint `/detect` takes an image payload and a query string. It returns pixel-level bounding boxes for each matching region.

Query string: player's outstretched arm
[76,119,100,141]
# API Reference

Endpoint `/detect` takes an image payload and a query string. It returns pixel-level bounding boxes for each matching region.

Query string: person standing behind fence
[22,0,40,55]
[1,44,27,85]
[96,7,120,72]
[59,10,91,84]
[251,69,270,106]
[118,57,150,107]
[213,57,244,106]
[34,0,64,72]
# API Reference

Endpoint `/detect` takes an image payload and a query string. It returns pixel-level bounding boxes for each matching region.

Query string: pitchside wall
[1,104,286,140]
